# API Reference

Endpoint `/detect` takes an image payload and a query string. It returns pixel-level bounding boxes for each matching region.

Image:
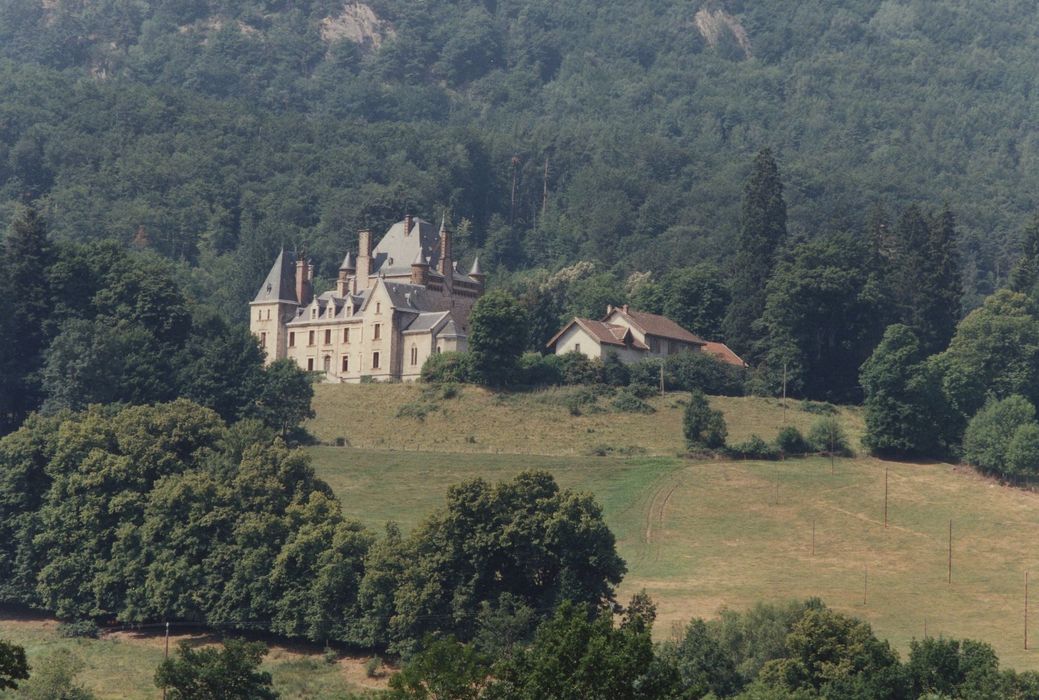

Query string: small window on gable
[376,302,381,314]
[575,343,581,353]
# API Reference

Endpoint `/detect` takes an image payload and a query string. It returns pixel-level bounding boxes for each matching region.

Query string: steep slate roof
[703,341,748,367]
[611,308,705,345]
[252,250,298,304]
[403,311,450,334]
[546,318,649,350]
[371,218,440,276]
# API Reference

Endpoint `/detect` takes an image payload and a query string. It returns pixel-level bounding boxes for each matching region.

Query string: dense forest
[1,0,1038,316]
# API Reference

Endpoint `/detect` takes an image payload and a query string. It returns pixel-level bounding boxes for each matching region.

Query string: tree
[962,395,1038,477]
[13,648,94,699]
[0,639,29,691]
[683,390,727,448]
[487,599,681,700]
[659,264,730,340]
[251,359,315,436]
[660,618,742,699]
[906,636,1002,699]
[722,149,787,359]
[760,234,884,402]
[0,207,53,433]
[154,639,277,700]
[388,637,491,700]
[1009,214,1039,298]
[890,205,963,355]
[468,290,530,386]
[860,324,956,458]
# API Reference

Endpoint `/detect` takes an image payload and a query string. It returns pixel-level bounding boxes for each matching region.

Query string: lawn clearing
[311,446,1039,671]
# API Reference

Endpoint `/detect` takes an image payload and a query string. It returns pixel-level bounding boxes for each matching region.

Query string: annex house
[546,305,747,367]
[250,215,484,382]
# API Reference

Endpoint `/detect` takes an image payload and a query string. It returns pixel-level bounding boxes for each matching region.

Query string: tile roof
[546,318,649,350]
[611,308,705,345]
[703,341,748,367]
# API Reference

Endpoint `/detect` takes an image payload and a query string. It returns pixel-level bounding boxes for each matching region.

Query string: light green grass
[307,384,865,456]
[0,616,382,699]
[311,446,1039,672]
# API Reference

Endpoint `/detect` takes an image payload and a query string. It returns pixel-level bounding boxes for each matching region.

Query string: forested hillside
[1,0,1037,312]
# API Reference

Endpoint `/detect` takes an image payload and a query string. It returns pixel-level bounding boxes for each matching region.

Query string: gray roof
[371,218,441,276]
[253,250,298,304]
[437,318,464,339]
[403,311,450,333]
[380,281,444,312]
[340,252,355,270]
[468,256,483,276]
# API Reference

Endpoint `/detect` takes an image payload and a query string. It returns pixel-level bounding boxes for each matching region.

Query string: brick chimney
[437,216,452,277]
[356,229,373,290]
[404,213,413,237]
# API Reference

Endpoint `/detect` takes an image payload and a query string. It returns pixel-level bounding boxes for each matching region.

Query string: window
[323,356,331,373]
[436,346,442,354]
[342,355,349,372]
[410,346,418,366]
[372,352,380,369]
[343,328,350,343]
[266,309,271,320]
[575,343,581,353]
[376,302,381,314]
[373,324,381,340]
[260,332,267,347]
[307,358,314,371]
[308,330,315,346]
[257,310,262,321]
[289,332,295,347]
[311,308,317,319]
[324,329,331,345]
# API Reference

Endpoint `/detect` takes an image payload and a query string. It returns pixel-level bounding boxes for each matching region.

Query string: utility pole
[782,362,788,423]
[162,621,170,700]
[542,156,549,219]
[864,565,868,605]
[812,518,815,557]
[659,361,665,396]
[884,467,889,528]
[1027,572,1030,650]
[948,520,953,584]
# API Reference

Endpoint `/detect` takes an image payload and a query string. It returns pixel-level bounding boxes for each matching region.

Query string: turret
[437,215,452,278]
[411,249,429,286]
[337,252,355,296]
[468,256,485,288]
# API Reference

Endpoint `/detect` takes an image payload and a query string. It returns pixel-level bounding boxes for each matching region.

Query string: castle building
[250,215,485,382]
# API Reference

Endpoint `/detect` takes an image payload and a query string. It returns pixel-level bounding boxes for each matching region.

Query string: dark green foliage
[469,290,530,386]
[421,351,476,384]
[725,435,780,461]
[962,396,1039,478]
[861,324,957,458]
[1005,423,1039,478]
[388,637,491,700]
[775,427,811,456]
[683,391,727,449]
[250,359,315,437]
[601,351,631,387]
[1010,214,1039,299]
[361,471,626,654]
[0,639,29,691]
[664,351,747,396]
[723,148,787,359]
[155,639,277,700]
[516,352,563,386]
[807,417,852,456]
[610,389,655,414]
[648,265,731,340]
[558,351,604,386]
[906,636,1004,699]
[13,648,95,699]
[659,619,741,699]
[487,599,680,700]
[760,234,885,403]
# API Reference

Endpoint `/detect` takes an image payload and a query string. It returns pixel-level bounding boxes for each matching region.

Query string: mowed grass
[307,383,865,456]
[0,614,386,699]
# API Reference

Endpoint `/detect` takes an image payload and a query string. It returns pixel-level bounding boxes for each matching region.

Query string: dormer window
[376,302,381,314]
[311,308,317,319]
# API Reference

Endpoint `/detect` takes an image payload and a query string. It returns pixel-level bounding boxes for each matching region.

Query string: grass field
[307,383,866,456]
[308,384,1039,672]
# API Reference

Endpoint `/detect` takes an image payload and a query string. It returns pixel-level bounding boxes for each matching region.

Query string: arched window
[410,346,418,366]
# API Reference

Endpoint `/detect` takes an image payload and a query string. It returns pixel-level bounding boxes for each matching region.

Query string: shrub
[628,359,663,392]
[963,395,1038,476]
[807,417,852,456]
[396,401,436,421]
[421,351,475,383]
[800,400,838,415]
[517,352,563,386]
[58,620,101,639]
[602,352,631,386]
[365,656,382,678]
[726,435,780,460]
[1006,423,1039,477]
[558,352,604,385]
[775,426,811,456]
[665,351,747,396]
[683,391,727,449]
[611,389,655,414]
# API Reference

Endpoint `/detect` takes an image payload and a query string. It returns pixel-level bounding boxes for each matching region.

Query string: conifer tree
[890,205,962,356]
[722,149,787,360]
[1009,213,1039,297]
[0,207,52,433]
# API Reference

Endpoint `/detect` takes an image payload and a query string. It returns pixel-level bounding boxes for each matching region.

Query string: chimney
[606,304,614,315]
[337,252,355,296]
[622,304,629,314]
[356,229,373,290]
[437,216,452,277]
[295,252,313,306]
[404,213,413,237]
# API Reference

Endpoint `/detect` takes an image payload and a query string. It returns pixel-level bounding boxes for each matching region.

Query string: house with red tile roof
[545,305,746,367]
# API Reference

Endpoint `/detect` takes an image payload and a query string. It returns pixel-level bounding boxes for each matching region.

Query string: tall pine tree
[1009,213,1039,298]
[890,205,962,356]
[0,208,53,433]
[722,148,787,359]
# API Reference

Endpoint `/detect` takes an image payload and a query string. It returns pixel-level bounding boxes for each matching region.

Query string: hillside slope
[1,0,1037,301]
